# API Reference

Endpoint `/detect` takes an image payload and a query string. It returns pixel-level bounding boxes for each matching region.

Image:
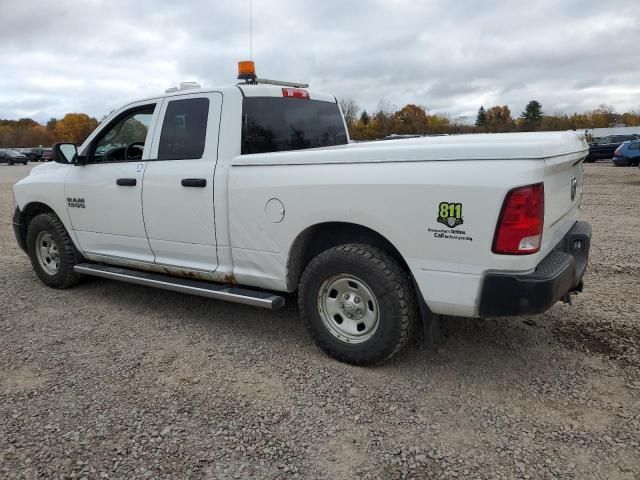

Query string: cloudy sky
[1,0,639,123]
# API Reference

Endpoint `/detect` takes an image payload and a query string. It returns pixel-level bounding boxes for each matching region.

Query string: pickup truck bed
[229,131,588,317]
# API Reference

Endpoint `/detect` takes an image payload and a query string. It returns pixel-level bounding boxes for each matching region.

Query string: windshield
[241,97,348,154]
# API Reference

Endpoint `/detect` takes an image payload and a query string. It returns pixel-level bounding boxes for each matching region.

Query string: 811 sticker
[437,202,463,229]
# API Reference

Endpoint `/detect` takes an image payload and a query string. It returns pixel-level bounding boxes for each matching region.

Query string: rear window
[613,135,638,142]
[241,97,348,155]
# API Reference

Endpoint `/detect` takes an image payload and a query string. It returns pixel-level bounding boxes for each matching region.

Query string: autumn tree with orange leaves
[53,113,99,145]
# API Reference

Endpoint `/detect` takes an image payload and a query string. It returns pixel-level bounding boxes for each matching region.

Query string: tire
[26,213,83,289]
[8,160,13,166]
[298,244,418,365]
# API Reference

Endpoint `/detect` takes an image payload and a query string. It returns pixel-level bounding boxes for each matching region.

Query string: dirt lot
[1,163,639,479]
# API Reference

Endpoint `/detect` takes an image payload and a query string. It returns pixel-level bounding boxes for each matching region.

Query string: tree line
[2,100,639,149]
[341,99,640,141]
[0,113,99,148]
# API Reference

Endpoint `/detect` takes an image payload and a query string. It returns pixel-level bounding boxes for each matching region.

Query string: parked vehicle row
[0,148,54,164]
[585,134,639,163]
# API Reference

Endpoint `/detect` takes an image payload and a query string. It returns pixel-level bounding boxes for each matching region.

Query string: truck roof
[124,83,337,107]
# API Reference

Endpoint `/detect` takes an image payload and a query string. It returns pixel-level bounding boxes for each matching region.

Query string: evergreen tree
[359,110,370,125]
[521,100,543,127]
[475,106,487,128]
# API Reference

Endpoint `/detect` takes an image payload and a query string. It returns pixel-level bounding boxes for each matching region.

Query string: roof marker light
[282,88,310,99]
[179,81,201,90]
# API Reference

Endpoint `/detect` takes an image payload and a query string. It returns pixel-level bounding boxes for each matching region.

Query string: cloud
[0,0,638,122]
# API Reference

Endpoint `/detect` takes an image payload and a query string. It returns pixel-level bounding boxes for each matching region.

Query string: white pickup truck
[12,76,591,365]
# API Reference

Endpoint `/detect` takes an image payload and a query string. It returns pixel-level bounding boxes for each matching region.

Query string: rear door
[142,92,222,272]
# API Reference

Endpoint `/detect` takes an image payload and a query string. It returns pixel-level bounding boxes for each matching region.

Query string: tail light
[493,183,544,255]
[613,146,622,157]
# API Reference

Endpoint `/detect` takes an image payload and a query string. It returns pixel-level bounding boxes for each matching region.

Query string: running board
[73,263,285,310]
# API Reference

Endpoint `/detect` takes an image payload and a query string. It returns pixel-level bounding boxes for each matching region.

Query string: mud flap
[411,277,445,348]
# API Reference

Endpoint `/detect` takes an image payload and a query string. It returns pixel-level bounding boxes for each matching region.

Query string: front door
[65,101,161,263]
[142,92,222,272]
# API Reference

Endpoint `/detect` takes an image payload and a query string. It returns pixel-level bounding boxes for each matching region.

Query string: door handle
[116,178,137,186]
[181,178,207,187]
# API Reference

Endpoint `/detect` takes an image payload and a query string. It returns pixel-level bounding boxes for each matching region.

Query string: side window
[158,98,209,160]
[93,106,155,163]
[629,142,640,150]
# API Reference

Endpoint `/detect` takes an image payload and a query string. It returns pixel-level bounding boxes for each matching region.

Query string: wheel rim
[317,274,380,344]
[35,231,60,275]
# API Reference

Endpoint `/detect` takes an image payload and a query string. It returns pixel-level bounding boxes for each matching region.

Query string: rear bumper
[612,156,637,166]
[478,221,591,316]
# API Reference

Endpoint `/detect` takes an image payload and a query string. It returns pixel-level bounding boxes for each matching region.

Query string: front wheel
[298,244,418,365]
[26,213,83,288]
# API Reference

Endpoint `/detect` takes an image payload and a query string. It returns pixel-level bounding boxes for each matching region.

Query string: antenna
[249,0,253,60]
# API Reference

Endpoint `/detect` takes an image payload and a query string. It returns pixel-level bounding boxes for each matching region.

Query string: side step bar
[73,263,285,310]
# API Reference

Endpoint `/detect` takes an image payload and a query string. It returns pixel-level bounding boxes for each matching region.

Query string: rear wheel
[27,213,83,288]
[298,244,418,365]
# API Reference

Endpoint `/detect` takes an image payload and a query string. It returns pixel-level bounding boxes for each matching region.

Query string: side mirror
[52,143,77,164]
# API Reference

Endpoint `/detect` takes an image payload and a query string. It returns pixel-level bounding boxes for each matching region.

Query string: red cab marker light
[282,88,309,99]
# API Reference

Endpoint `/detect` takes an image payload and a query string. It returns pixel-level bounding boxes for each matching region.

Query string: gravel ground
[1,163,639,479]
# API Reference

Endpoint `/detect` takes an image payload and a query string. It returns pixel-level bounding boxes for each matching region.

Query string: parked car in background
[21,148,44,162]
[41,149,54,162]
[0,149,28,165]
[613,140,640,167]
[586,134,640,162]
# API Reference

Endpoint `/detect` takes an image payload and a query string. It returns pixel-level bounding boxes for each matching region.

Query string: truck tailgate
[542,152,585,254]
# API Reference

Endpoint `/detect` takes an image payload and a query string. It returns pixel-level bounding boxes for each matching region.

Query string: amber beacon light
[238,60,257,81]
